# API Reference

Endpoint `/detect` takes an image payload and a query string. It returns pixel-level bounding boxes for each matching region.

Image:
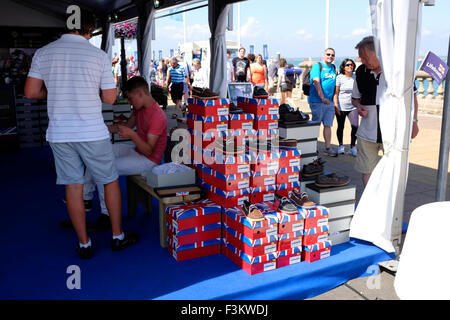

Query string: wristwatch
[413,118,418,123]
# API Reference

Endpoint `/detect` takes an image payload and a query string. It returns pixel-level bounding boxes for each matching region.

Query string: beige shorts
[354,138,384,174]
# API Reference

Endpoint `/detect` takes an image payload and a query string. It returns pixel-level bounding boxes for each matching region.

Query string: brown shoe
[242,200,265,222]
[302,158,325,177]
[279,138,298,148]
[315,173,350,187]
[215,137,244,155]
[290,190,315,208]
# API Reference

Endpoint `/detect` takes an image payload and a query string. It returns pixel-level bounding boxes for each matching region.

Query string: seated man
[83,76,168,229]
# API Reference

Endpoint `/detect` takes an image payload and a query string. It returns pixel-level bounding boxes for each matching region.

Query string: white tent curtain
[139,8,156,82]
[105,24,115,62]
[349,0,422,253]
[208,1,231,97]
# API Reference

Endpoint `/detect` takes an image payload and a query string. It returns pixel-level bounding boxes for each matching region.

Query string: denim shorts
[309,101,335,127]
[50,139,118,185]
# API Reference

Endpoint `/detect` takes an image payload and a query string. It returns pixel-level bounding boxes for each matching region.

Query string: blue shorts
[308,101,335,127]
[50,139,118,185]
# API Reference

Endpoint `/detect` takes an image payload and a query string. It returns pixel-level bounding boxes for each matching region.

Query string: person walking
[232,47,251,82]
[333,59,358,156]
[308,48,337,156]
[166,56,191,119]
[24,9,139,259]
[191,58,209,89]
[250,54,269,93]
[277,58,294,106]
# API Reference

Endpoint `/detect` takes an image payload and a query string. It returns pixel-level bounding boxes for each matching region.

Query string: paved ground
[164,95,450,300]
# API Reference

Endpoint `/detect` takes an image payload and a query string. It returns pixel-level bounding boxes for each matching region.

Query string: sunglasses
[326,53,335,57]
[345,64,354,67]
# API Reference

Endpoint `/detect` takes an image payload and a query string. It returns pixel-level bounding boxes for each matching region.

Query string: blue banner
[249,45,254,54]
[159,50,162,61]
[263,44,269,60]
[170,49,174,57]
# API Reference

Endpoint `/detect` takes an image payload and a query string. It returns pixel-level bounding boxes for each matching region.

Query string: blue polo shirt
[309,62,336,103]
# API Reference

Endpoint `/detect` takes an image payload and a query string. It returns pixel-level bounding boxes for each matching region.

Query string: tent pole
[436,35,450,201]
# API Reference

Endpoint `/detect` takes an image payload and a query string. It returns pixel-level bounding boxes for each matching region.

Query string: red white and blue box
[248,147,280,164]
[276,171,300,185]
[165,199,222,231]
[250,170,277,188]
[222,241,278,275]
[302,240,332,263]
[168,237,221,262]
[202,166,251,191]
[302,225,329,246]
[167,222,222,246]
[303,206,329,229]
[278,231,303,251]
[187,113,229,132]
[276,181,301,197]
[250,185,276,203]
[277,247,303,268]
[222,206,278,240]
[277,208,306,234]
[203,151,250,175]
[253,114,279,131]
[188,97,229,117]
[229,113,255,130]
[278,148,301,169]
[203,182,251,208]
[223,224,278,257]
[237,96,279,116]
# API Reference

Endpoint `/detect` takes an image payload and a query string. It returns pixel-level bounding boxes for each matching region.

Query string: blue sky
[147,0,450,60]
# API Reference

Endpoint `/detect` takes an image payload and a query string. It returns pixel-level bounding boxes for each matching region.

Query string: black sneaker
[77,244,94,260]
[253,86,269,98]
[93,214,111,232]
[62,197,93,212]
[111,231,140,251]
[274,194,297,214]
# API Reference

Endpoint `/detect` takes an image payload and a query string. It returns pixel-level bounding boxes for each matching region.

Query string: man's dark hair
[124,76,150,94]
[66,8,97,35]
[355,36,375,52]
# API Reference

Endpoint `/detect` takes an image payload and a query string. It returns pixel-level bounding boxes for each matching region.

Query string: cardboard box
[250,171,277,188]
[329,216,353,235]
[278,231,303,251]
[223,225,279,257]
[276,172,300,185]
[187,113,229,132]
[222,242,278,275]
[202,166,251,191]
[250,185,276,203]
[203,182,251,208]
[276,181,301,197]
[229,113,255,130]
[222,206,279,240]
[329,230,350,246]
[237,97,279,116]
[306,183,356,205]
[203,152,251,175]
[168,237,221,262]
[278,121,320,140]
[167,222,222,246]
[253,115,279,131]
[187,97,230,117]
[165,199,222,231]
[277,247,303,268]
[302,240,332,263]
[278,218,305,234]
[143,164,195,188]
[302,225,330,245]
[326,200,356,220]
[303,205,329,229]
[297,138,318,155]
[278,148,301,169]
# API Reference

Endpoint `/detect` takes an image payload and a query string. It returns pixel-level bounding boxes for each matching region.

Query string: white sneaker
[337,145,345,154]
[349,146,357,157]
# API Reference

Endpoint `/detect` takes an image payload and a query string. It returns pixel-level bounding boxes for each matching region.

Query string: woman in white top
[191,58,209,89]
[333,58,358,156]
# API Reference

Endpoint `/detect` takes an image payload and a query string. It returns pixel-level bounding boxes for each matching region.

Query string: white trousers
[83,143,157,215]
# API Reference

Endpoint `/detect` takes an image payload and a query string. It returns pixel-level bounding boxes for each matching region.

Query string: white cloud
[422,28,432,36]
[240,17,263,38]
[295,29,313,40]
[342,28,370,39]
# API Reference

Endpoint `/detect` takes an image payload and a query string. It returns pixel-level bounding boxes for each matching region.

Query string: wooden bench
[126,175,201,248]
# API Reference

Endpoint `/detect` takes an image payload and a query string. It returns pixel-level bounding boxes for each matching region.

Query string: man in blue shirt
[308,48,337,156]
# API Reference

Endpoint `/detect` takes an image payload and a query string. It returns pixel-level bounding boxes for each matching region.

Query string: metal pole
[436,35,450,201]
[325,0,330,48]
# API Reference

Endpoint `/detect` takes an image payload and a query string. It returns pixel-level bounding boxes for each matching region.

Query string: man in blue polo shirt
[308,48,337,156]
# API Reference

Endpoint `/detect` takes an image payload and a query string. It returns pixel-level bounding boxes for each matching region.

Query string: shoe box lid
[303,239,332,252]
[168,221,221,236]
[229,113,255,121]
[278,246,303,257]
[279,230,304,239]
[278,167,301,175]
[167,223,221,246]
[223,227,278,258]
[223,241,279,265]
[202,167,251,191]
[186,113,229,122]
[202,182,251,198]
[237,96,279,106]
[251,184,277,194]
[223,224,279,247]
[254,114,280,121]
[202,166,251,181]
[276,181,301,191]
[166,199,221,220]
[188,97,229,107]
[223,206,279,229]
[169,241,221,262]
[303,225,329,236]
[168,236,221,252]
[278,121,321,128]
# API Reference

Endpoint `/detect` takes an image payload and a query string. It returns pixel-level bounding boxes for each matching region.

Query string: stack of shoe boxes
[301,206,331,262]
[305,183,356,245]
[166,199,222,261]
[276,148,302,197]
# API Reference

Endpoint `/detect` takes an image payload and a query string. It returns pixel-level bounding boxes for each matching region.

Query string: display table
[126,174,201,248]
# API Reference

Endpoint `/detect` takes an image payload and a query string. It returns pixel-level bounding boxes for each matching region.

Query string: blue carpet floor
[0,146,394,300]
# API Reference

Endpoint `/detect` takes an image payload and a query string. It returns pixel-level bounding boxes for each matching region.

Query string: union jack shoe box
[203,152,250,175]
[277,165,301,175]
[192,163,204,182]
[223,224,279,257]
[168,237,221,262]
[276,181,301,197]
[250,160,280,175]
[237,96,279,116]
[277,210,306,235]
[229,113,255,130]
[278,148,301,169]
[276,171,300,185]
[202,166,251,191]
[254,128,279,140]
[187,113,229,132]
[248,147,280,164]
[250,170,277,188]
[302,225,330,246]
[202,182,251,208]
[187,97,230,117]
[303,206,329,229]
[302,240,332,263]
[165,199,222,231]
[250,185,276,203]
[277,231,303,251]
[222,206,278,240]
[189,128,227,150]
[167,222,222,246]
[222,242,278,275]
[277,246,303,268]
[253,114,279,131]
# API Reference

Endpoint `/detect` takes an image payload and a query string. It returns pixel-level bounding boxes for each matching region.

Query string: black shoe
[111,231,140,251]
[253,86,268,98]
[302,158,325,177]
[77,244,94,260]
[274,193,297,214]
[62,197,93,212]
[93,214,111,232]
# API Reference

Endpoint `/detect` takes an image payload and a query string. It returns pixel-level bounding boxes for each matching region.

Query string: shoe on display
[278,138,298,148]
[192,87,219,99]
[315,173,350,188]
[242,200,265,222]
[111,231,140,251]
[337,145,345,155]
[274,194,297,214]
[247,139,272,153]
[77,243,94,260]
[215,137,244,155]
[349,145,357,157]
[253,86,269,99]
[302,158,325,177]
[290,190,316,208]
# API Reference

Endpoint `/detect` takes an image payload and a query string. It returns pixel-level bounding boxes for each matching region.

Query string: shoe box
[278,231,304,251]
[202,166,251,191]
[277,166,300,185]
[303,205,329,229]
[250,185,276,203]
[302,240,332,263]
[278,121,320,140]
[250,170,277,188]
[202,150,251,176]
[203,182,251,208]
[276,181,301,198]
[305,183,356,206]
[326,200,355,245]
[275,209,305,252]
[297,138,318,155]
[302,225,330,246]
[222,242,278,275]
[237,96,279,116]
[187,113,229,132]
[187,97,230,117]
[278,148,301,169]
[223,224,279,257]
[253,114,279,131]
[229,113,254,130]
[168,238,221,262]
[300,152,319,172]
[277,247,303,268]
